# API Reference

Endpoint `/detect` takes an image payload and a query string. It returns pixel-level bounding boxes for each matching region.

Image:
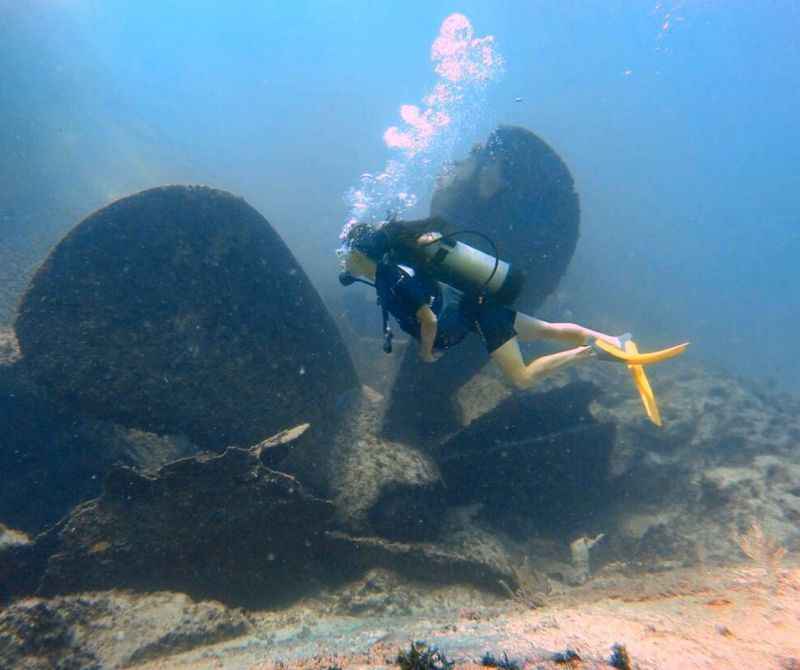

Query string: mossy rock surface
[15,185,357,448]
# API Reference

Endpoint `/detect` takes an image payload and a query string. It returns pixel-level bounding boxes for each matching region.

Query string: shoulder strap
[381,303,393,353]
[374,263,395,353]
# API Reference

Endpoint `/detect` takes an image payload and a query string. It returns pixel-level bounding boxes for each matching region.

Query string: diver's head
[345,222,389,260]
[340,222,390,277]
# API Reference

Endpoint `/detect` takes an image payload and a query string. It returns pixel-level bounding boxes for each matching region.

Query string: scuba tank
[401,232,525,305]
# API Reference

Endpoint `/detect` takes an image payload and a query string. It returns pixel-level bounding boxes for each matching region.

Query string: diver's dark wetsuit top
[375,262,442,341]
[375,261,517,353]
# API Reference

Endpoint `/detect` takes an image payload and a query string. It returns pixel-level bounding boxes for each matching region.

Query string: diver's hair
[345,222,385,260]
[344,222,375,247]
[345,216,452,261]
[380,216,451,248]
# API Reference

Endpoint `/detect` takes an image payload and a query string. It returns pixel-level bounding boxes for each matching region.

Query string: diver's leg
[490,336,593,390]
[513,313,623,348]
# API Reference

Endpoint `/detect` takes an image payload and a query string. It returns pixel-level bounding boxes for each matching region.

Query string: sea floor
[135,560,800,670]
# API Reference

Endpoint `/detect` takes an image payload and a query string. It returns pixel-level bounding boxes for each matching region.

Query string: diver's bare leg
[490,336,593,390]
[513,313,622,348]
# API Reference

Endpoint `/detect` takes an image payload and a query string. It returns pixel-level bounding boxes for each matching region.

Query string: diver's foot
[590,333,633,361]
[613,332,633,350]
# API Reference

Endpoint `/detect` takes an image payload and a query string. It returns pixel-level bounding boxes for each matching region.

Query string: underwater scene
[2,2,799,668]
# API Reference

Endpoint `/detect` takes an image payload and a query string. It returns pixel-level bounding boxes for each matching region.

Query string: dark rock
[15,185,358,449]
[367,479,447,542]
[482,651,521,670]
[700,467,761,510]
[635,523,696,564]
[431,126,580,313]
[28,432,335,608]
[609,644,633,670]
[437,382,616,534]
[551,649,582,664]
[0,350,196,534]
[384,126,580,442]
[0,591,250,669]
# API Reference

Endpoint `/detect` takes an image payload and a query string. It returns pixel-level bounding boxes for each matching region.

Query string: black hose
[338,271,375,288]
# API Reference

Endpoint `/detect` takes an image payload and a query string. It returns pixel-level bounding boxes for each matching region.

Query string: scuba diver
[339,216,688,425]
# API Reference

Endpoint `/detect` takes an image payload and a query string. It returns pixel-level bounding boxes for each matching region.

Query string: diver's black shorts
[434,297,517,354]
[470,302,517,353]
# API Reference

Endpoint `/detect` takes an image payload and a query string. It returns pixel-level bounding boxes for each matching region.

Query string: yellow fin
[594,339,689,366]
[625,340,662,426]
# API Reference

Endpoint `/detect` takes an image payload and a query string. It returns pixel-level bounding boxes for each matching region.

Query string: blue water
[2,0,799,388]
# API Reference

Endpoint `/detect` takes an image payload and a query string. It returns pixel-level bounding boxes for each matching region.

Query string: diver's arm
[416,304,438,362]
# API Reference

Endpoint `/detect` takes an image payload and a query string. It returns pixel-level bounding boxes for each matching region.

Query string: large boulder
[431,125,580,312]
[383,127,580,443]
[15,185,358,449]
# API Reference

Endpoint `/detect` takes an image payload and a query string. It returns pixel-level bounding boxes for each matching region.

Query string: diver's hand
[417,232,443,246]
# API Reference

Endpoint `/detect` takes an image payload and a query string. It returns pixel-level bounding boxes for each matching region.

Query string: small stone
[715,623,734,637]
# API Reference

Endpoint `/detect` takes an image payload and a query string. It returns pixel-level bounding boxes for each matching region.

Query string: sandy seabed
[135,561,800,670]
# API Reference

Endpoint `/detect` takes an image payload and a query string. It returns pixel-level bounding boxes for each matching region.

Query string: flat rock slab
[324,531,516,596]
[15,185,357,448]
[31,441,335,608]
[0,591,250,670]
